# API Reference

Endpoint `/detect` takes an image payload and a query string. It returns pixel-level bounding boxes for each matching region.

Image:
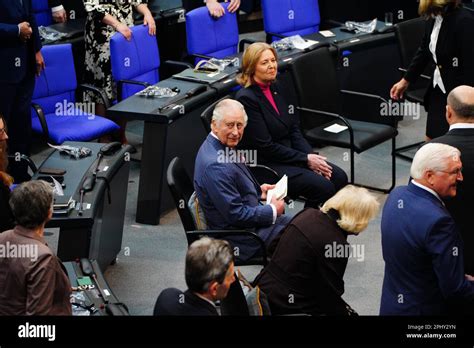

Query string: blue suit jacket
[380,182,474,315]
[0,0,42,83]
[194,134,290,260]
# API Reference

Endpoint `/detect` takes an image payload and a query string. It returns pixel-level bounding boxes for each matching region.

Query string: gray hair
[447,85,474,119]
[185,237,234,293]
[410,143,461,180]
[9,180,54,229]
[211,99,248,126]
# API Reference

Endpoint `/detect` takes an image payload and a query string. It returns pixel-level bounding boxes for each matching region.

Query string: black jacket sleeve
[404,18,433,84]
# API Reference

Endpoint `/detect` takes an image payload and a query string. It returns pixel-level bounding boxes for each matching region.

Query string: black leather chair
[287,46,398,193]
[393,17,433,161]
[166,157,268,266]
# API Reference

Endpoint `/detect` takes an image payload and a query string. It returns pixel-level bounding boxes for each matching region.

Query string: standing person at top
[390,0,474,140]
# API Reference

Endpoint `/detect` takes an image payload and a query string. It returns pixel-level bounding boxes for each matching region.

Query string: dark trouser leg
[0,75,35,182]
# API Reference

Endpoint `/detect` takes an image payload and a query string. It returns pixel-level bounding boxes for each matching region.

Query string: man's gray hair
[410,143,461,180]
[447,86,474,119]
[185,237,234,293]
[211,99,248,126]
[9,180,54,229]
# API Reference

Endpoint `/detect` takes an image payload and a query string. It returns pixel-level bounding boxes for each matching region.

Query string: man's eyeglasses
[437,168,463,176]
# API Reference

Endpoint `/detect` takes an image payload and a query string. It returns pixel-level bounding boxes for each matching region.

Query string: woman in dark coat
[254,185,379,315]
[236,43,348,208]
[391,0,474,140]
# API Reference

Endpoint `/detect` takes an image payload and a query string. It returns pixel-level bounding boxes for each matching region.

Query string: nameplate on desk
[223,79,233,84]
[349,38,361,43]
[283,57,293,62]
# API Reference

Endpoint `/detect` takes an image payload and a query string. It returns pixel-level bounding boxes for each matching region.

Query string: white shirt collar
[411,180,444,205]
[210,131,219,140]
[449,123,474,131]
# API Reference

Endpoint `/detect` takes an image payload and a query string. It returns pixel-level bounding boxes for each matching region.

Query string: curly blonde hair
[320,185,380,234]
[418,0,461,16]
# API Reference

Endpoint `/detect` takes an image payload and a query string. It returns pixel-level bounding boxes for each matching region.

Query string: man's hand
[52,9,67,23]
[466,274,474,282]
[116,23,132,41]
[19,22,33,42]
[270,196,285,216]
[308,153,332,179]
[227,0,241,13]
[206,0,225,18]
[143,13,156,36]
[35,51,45,76]
[260,184,275,201]
[390,78,409,100]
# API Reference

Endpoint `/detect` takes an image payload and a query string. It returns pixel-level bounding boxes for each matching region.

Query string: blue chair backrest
[110,25,161,100]
[262,0,320,40]
[186,3,239,59]
[32,0,53,27]
[32,44,77,116]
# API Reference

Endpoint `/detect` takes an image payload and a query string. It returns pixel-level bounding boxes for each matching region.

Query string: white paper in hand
[266,175,288,205]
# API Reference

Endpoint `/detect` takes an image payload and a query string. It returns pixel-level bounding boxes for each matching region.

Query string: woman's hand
[116,23,132,41]
[143,13,156,36]
[206,0,225,17]
[308,154,332,179]
[390,78,410,100]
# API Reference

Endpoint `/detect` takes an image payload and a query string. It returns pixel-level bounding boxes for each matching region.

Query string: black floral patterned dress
[83,0,144,104]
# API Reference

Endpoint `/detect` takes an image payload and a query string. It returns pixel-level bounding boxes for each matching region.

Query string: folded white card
[266,175,288,205]
[324,124,348,134]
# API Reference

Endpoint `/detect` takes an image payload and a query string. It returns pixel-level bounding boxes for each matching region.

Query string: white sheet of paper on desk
[266,175,288,205]
[319,30,336,37]
[324,124,348,134]
[292,38,319,50]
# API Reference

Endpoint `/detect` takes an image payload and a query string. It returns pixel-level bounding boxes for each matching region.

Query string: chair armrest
[163,60,192,71]
[340,89,397,127]
[266,31,286,44]
[190,53,214,61]
[187,229,268,265]
[250,165,280,185]
[397,68,431,81]
[161,60,193,79]
[115,80,151,102]
[239,38,257,52]
[296,106,354,144]
[31,102,49,142]
[77,84,111,109]
[8,154,38,174]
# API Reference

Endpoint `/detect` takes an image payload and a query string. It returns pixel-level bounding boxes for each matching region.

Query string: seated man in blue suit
[380,143,474,315]
[194,99,291,262]
[154,237,235,316]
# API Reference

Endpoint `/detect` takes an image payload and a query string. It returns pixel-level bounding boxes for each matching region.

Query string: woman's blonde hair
[236,42,278,88]
[320,185,380,234]
[418,0,460,16]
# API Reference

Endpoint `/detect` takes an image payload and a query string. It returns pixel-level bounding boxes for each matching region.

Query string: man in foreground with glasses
[431,85,474,275]
[380,143,474,315]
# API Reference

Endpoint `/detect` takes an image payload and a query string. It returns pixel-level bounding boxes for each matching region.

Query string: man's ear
[446,105,454,124]
[208,281,218,298]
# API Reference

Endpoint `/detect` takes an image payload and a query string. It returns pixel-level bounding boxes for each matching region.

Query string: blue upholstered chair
[31,44,120,144]
[32,0,53,27]
[261,0,321,42]
[110,25,161,101]
[185,3,242,62]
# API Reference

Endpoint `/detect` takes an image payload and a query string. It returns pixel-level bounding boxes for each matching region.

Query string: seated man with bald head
[194,99,291,262]
[431,85,474,274]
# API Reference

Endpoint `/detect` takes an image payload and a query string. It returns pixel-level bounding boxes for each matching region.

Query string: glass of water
[385,12,394,26]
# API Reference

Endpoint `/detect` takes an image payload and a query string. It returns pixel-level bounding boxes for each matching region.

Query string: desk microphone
[185,85,207,98]
[157,85,208,113]
[78,174,96,216]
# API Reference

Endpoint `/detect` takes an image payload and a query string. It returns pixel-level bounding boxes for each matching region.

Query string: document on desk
[173,68,230,84]
[319,30,336,38]
[266,175,288,205]
[324,124,348,134]
[290,35,319,50]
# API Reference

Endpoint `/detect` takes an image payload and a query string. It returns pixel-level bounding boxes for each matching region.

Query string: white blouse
[429,15,447,94]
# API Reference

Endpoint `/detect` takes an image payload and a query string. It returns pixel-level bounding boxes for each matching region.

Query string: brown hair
[418,0,461,17]
[236,42,278,88]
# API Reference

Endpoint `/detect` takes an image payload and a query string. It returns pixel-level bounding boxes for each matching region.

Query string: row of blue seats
[31,1,323,144]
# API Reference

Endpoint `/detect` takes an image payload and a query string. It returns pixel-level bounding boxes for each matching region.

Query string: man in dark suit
[0,0,44,182]
[380,143,474,315]
[194,99,290,262]
[154,237,235,316]
[431,85,474,274]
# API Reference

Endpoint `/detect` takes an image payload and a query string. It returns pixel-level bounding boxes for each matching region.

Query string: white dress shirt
[412,180,444,205]
[450,123,474,131]
[429,15,447,94]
